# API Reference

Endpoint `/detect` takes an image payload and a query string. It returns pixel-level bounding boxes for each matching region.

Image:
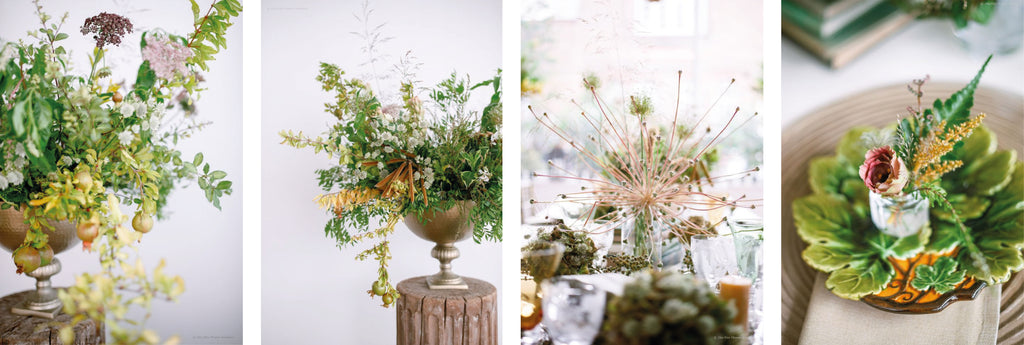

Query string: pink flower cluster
[141,36,194,80]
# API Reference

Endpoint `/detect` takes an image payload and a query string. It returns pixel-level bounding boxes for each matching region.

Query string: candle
[520,279,543,330]
[718,274,751,334]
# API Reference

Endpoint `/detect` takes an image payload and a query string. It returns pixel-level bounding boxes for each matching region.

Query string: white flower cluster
[416,157,435,189]
[0,142,28,190]
[477,167,491,184]
[116,98,164,146]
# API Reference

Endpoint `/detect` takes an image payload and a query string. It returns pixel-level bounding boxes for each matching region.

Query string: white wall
[0,0,242,343]
[261,0,502,344]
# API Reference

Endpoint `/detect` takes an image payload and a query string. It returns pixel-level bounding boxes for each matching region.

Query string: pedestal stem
[427,243,468,289]
[12,258,64,319]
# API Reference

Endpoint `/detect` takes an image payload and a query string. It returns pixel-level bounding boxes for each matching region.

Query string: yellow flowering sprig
[911,113,985,187]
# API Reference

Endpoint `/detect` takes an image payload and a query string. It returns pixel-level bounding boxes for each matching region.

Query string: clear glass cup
[690,234,738,292]
[728,217,764,342]
[541,277,606,345]
[869,191,929,238]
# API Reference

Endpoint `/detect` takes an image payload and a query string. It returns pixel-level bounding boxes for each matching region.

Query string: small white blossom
[384,147,394,153]
[130,124,141,133]
[14,144,25,157]
[6,171,23,185]
[120,103,135,116]
[60,156,73,166]
[118,130,134,145]
[0,175,8,189]
[377,162,385,170]
[477,167,491,183]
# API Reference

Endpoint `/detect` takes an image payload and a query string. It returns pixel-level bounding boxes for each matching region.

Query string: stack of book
[782,0,914,68]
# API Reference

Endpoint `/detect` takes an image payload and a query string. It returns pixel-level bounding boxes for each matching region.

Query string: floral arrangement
[281,64,502,307]
[0,0,240,343]
[794,57,1024,301]
[528,72,759,266]
[889,0,996,29]
[279,6,502,308]
[599,270,745,344]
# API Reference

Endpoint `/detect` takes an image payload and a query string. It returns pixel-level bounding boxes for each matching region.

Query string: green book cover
[783,0,899,41]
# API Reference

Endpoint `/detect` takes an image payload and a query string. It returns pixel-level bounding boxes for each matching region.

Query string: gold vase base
[426,274,468,290]
[12,301,62,319]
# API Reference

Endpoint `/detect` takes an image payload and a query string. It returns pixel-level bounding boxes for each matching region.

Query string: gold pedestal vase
[0,208,80,319]
[403,201,475,290]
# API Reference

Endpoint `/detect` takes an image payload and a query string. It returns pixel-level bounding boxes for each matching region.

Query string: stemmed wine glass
[521,242,564,345]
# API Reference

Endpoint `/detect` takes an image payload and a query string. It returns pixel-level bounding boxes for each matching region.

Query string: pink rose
[858,146,908,196]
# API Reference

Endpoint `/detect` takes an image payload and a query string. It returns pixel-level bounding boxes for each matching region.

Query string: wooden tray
[782,83,1024,344]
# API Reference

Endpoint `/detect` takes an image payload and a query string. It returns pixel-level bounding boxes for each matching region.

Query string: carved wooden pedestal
[396,276,497,345]
[0,290,103,345]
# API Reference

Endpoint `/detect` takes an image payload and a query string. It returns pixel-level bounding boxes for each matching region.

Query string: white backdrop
[261,0,502,344]
[0,0,242,343]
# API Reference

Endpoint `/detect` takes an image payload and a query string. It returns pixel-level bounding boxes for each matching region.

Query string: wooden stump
[396,276,497,345]
[0,290,103,345]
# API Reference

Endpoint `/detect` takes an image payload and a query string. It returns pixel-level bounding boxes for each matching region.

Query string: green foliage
[911,256,965,294]
[185,0,242,72]
[0,1,239,344]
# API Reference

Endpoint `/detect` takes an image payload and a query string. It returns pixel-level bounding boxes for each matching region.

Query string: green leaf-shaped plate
[793,125,1024,313]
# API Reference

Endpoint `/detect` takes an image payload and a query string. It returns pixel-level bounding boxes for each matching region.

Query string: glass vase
[953,0,1024,56]
[869,191,929,238]
[620,208,663,269]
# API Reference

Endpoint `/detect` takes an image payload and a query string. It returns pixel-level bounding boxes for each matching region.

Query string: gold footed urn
[403,201,475,290]
[0,208,80,318]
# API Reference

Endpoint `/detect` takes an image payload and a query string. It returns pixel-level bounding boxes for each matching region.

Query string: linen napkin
[799,273,1000,345]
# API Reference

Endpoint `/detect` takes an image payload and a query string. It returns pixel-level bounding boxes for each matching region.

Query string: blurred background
[260,0,502,343]
[521,0,764,222]
[783,0,1024,123]
[0,0,243,343]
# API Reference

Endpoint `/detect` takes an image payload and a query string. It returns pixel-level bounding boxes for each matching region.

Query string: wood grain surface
[0,290,103,345]
[396,276,497,345]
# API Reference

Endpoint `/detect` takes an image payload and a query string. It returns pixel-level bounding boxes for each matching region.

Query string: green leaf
[970,2,995,25]
[825,260,893,300]
[926,221,963,253]
[216,181,232,190]
[54,33,68,41]
[835,126,872,167]
[802,243,865,271]
[933,194,989,222]
[134,61,157,100]
[209,170,227,180]
[193,153,204,166]
[911,257,965,294]
[191,0,201,21]
[793,194,857,245]
[930,56,990,126]
[963,149,1015,196]
[808,157,846,196]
